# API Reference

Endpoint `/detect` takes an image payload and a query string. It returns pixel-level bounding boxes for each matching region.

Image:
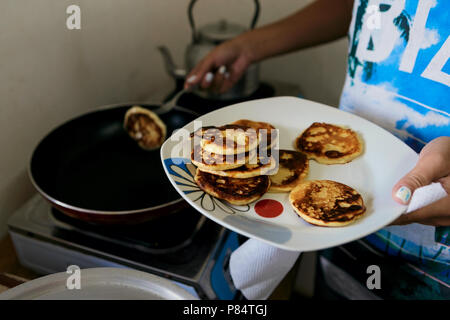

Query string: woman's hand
[391,136,450,226]
[183,0,355,94]
[183,36,253,94]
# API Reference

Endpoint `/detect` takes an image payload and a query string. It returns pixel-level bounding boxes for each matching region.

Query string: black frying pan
[30,103,198,224]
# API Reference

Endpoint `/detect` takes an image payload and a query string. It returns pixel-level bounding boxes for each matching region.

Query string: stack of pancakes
[191,121,278,205]
[190,119,367,228]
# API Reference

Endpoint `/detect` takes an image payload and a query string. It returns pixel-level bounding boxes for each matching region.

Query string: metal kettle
[158,0,260,101]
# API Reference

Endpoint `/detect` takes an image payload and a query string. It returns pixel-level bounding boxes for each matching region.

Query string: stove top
[8,195,227,282]
[50,206,206,254]
[8,80,300,299]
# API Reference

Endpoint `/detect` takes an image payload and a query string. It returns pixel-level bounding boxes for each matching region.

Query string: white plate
[0,268,197,300]
[161,97,418,252]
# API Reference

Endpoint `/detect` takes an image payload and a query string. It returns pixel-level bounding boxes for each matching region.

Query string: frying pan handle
[188,0,260,42]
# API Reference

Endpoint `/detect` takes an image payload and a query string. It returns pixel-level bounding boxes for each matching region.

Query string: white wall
[0,0,347,237]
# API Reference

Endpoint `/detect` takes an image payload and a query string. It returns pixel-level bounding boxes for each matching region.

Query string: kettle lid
[198,20,247,43]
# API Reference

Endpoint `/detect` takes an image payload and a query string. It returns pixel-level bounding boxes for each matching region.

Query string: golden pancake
[124,106,166,150]
[191,145,256,171]
[192,125,259,156]
[295,122,363,164]
[289,180,366,227]
[198,155,277,179]
[268,150,309,192]
[231,119,278,150]
[194,169,270,205]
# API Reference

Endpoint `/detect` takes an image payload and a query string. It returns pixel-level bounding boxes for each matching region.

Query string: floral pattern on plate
[163,158,251,215]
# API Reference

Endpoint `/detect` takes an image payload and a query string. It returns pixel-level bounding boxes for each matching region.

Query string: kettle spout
[157,46,187,80]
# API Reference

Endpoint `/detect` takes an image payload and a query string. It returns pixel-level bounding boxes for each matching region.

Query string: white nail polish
[218,65,226,74]
[395,186,412,204]
[187,75,197,83]
[205,72,214,82]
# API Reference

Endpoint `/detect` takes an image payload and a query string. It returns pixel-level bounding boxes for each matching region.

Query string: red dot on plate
[254,199,284,218]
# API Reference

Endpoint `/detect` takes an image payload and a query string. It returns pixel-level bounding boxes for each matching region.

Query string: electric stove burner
[50,206,206,255]
[9,196,230,283]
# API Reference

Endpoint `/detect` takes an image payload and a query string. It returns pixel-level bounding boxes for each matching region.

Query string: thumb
[392,155,444,205]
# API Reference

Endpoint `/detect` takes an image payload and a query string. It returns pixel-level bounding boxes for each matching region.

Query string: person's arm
[185,0,354,93]
[240,0,354,63]
[391,137,450,226]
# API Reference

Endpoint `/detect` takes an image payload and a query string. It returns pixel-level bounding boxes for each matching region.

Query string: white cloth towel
[229,239,300,300]
[230,182,447,300]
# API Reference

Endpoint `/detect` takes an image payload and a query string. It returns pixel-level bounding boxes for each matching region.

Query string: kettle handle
[188,0,260,42]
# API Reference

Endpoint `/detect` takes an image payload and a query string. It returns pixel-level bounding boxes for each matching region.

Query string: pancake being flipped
[268,150,309,192]
[231,119,278,150]
[124,106,166,150]
[192,125,259,156]
[289,180,366,227]
[197,155,277,179]
[194,169,271,205]
[191,145,257,171]
[295,122,363,164]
